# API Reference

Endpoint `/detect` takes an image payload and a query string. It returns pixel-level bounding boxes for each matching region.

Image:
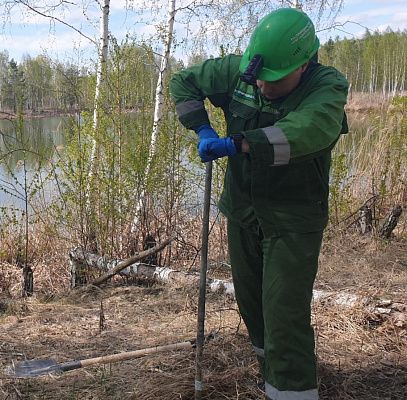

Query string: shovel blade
[8,359,60,377]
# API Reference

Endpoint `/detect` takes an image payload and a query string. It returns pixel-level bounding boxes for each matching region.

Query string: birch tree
[87,0,110,188]
[131,0,176,232]
[85,0,110,245]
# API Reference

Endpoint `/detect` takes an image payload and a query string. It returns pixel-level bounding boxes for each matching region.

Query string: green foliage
[48,41,177,254]
[50,113,93,244]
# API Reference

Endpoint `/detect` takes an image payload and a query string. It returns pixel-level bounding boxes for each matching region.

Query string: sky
[0,0,406,65]
[318,0,407,42]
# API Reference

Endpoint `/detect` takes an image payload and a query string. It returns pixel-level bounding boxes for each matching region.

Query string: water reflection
[0,116,75,213]
[0,117,70,171]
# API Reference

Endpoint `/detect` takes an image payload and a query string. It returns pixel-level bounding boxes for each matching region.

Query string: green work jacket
[170,54,349,237]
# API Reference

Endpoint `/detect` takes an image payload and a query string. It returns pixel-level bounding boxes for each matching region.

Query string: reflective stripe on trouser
[227,220,322,399]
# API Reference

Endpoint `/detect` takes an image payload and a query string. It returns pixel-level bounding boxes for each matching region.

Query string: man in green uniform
[170,8,348,400]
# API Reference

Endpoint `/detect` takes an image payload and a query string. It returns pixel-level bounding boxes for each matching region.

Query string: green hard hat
[239,8,320,82]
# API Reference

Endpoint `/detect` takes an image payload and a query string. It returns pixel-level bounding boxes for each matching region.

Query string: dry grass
[1,94,406,398]
[345,92,397,113]
[0,231,406,400]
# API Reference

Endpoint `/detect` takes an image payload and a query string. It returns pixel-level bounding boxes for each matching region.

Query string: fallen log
[313,289,407,328]
[69,234,176,287]
[69,244,235,295]
[69,248,405,323]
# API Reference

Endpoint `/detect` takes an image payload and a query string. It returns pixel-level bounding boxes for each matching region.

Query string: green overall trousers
[228,219,322,399]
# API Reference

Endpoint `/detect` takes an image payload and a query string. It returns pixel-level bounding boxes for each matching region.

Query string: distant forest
[0,29,406,116]
[0,43,163,116]
[318,29,407,96]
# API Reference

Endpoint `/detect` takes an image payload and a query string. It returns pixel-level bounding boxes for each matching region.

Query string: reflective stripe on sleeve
[253,346,264,358]
[265,382,318,400]
[262,126,290,165]
[175,100,205,117]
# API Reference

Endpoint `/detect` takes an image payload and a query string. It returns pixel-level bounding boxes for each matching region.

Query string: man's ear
[299,61,309,73]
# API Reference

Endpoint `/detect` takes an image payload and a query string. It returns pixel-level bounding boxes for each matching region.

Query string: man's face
[256,62,308,100]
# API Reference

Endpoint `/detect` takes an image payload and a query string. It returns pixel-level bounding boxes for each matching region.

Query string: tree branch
[16,0,97,45]
[69,233,177,286]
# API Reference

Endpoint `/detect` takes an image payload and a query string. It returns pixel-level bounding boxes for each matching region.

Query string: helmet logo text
[291,22,313,44]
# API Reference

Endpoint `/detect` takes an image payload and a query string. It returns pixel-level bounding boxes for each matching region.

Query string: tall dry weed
[332,95,407,235]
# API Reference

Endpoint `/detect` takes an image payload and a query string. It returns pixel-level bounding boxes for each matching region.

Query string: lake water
[0,111,369,218]
[0,116,74,215]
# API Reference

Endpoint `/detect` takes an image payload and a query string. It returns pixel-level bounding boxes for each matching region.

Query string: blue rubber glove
[198,137,237,163]
[194,124,219,141]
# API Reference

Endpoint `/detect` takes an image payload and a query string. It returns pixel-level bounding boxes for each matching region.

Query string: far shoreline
[0,92,403,121]
[0,109,81,121]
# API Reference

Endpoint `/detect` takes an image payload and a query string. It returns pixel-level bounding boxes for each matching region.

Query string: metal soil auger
[195,160,213,399]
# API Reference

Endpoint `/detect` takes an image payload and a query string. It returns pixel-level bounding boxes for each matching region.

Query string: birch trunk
[86,0,110,210]
[130,0,176,233]
[69,243,235,295]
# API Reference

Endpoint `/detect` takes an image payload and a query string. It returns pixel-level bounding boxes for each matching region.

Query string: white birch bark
[131,0,176,233]
[69,245,235,295]
[399,63,405,95]
[86,0,110,209]
[354,59,360,93]
[382,50,388,100]
[392,57,399,98]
